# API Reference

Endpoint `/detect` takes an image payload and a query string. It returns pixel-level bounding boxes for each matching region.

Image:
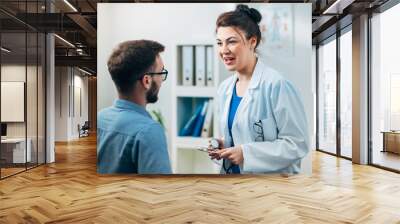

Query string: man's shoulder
[99,105,149,121]
[97,106,115,125]
[118,113,158,137]
[98,106,113,116]
[138,121,164,137]
[98,106,158,136]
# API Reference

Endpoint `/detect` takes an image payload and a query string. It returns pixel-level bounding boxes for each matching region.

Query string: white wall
[98,3,313,174]
[256,4,313,172]
[55,67,68,141]
[1,65,40,137]
[73,72,89,138]
[55,67,89,141]
[1,66,26,131]
[1,63,47,164]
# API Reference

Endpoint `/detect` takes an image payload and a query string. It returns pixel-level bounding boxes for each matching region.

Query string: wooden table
[381,131,400,154]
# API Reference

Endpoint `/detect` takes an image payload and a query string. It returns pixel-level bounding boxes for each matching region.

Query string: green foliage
[150,109,166,130]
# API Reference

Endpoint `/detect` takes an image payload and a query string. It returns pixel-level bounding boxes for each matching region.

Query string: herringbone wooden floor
[1,135,400,223]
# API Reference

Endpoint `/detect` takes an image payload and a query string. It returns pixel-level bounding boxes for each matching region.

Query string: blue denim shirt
[97,99,171,174]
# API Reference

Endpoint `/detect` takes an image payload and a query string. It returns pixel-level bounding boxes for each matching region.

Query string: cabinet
[170,43,229,173]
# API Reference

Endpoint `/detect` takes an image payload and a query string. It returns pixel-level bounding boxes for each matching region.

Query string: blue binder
[179,104,202,136]
[192,101,209,137]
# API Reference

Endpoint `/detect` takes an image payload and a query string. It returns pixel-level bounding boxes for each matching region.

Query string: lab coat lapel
[222,75,237,145]
[232,60,264,136]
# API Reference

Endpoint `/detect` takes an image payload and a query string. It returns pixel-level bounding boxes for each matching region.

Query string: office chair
[78,121,90,138]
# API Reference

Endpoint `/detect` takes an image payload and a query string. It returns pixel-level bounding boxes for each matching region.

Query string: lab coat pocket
[261,117,278,141]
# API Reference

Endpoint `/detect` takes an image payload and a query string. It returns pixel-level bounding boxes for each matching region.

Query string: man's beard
[146,81,160,103]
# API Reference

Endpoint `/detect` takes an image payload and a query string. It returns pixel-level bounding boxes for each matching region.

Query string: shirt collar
[113,99,151,118]
[225,58,264,96]
[248,58,264,90]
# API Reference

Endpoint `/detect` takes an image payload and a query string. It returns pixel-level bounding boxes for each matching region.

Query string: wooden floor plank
[0,135,399,223]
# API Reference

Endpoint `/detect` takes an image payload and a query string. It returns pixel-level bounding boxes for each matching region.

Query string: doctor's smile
[223,56,235,66]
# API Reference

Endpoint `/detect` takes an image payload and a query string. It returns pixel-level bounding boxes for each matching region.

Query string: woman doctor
[208,5,309,174]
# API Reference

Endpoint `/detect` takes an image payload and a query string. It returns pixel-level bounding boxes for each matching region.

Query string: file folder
[201,99,213,138]
[206,46,214,86]
[182,46,194,86]
[192,100,209,137]
[195,46,206,86]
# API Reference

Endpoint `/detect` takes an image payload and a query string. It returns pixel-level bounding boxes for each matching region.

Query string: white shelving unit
[176,136,212,149]
[176,86,217,98]
[170,42,229,174]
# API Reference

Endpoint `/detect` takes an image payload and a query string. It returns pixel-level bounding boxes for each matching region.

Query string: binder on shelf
[179,104,203,136]
[206,46,214,86]
[201,99,213,138]
[182,46,194,86]
[195,46,206,86]
[192,100,209,137]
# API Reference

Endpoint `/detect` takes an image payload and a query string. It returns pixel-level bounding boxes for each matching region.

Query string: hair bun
[236,4,262,24]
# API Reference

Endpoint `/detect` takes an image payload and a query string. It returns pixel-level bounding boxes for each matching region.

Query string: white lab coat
[217,59,309,174]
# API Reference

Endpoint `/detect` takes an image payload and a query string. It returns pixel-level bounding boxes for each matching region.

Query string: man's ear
[140,75,152,90]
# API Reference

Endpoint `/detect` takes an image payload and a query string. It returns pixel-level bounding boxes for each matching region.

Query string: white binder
[201,99,213,138]
[182,46,194,86]
[195,46,206,86]
[206,46,214,86]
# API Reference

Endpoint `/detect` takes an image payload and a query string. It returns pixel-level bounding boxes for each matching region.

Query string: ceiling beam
[67,13,97,40]
[55,55,96,71]
[322,0,356,14]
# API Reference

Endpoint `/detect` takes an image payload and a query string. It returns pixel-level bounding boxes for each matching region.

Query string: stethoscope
[209,138,237,174]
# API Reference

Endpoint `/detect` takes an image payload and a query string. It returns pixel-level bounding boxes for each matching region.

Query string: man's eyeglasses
[253,120,264,141]
[146,68,168,81]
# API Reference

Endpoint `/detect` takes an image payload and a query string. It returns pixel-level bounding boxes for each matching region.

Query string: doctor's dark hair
[216,4,262,49]
[107,40,165,95]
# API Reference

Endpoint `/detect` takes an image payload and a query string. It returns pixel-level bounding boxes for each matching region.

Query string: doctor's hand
[208,149,222,160]
[215,146,244,165]
[207,138,225,160]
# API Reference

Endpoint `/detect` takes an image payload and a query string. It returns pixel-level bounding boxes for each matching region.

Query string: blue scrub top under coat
[226,82,242,174]
[228,81,242,138]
